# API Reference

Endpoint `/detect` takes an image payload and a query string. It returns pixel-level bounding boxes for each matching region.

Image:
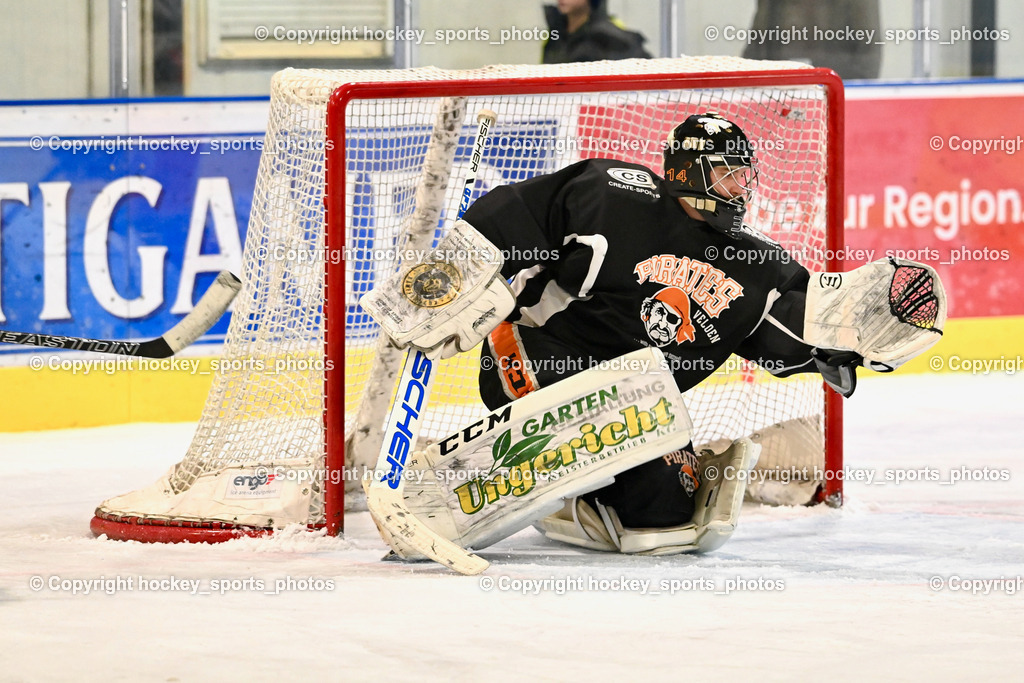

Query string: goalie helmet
[663,113,759,234]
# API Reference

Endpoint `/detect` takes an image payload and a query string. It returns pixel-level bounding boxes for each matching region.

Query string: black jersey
[463,158,819,401]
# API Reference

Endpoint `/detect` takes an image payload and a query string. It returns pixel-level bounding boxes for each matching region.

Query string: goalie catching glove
[805,257,946,396]
[360,220,515,358]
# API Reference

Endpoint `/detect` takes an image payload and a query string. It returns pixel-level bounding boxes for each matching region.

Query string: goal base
[90,460,324,542]
[89,513,282,544]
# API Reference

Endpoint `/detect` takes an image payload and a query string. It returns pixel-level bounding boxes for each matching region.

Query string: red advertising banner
[844,89,1024,318]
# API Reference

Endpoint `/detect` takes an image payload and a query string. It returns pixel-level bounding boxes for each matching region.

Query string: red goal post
[91,57,844,543]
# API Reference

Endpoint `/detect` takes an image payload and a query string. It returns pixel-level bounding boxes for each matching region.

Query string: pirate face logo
[641,286,697,346]
[679,465,699,495]
[662,448,701,496]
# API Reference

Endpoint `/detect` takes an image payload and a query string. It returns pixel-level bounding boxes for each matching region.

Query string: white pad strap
[539,498,618,552]
[804,257,946,370]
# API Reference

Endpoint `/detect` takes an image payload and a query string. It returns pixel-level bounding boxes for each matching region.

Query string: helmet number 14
[666,168,687,183]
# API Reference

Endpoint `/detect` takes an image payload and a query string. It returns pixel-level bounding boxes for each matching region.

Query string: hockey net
[91,57,844,543]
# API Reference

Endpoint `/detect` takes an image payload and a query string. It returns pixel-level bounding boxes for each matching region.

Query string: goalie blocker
[360,220,516,358]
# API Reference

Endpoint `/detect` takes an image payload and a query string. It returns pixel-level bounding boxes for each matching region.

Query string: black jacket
[542,1,651,64]
[463,158,819,395]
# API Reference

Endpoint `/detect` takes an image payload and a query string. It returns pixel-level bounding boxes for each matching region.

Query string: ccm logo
[438,404,513,456]
[607,168,657,189]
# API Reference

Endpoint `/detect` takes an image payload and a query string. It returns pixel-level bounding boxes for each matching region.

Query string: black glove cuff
[811,348,862,398]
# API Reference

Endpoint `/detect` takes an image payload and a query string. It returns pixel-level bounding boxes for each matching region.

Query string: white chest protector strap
[804,257,946,371]
[369,347,694,561]
[360,219,515,358]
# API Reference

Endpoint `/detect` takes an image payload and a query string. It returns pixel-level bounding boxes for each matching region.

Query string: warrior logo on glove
[402,262,463,308]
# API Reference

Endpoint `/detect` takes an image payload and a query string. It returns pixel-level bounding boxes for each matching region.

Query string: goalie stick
[365,108,497,576]
[0,271,241,358]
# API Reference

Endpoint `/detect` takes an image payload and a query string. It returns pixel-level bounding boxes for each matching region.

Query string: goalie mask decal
[402,262,462,308]
[695,116,732,136]
[641,287,697,346]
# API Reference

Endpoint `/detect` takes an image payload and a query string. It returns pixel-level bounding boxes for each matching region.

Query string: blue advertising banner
[0,99,561,361]
[0,99,269,358]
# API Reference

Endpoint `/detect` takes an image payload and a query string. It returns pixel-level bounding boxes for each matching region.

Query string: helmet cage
[700,154,759,207]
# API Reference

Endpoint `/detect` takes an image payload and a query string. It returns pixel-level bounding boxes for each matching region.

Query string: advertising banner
[0,100,268,357]
[1,84,1020,429]
[844,87,1024,318]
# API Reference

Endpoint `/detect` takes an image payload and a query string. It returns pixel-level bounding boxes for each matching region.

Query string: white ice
[1,372,1022,682]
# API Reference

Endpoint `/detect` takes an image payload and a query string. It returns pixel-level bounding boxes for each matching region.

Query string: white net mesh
[94,57,839,536]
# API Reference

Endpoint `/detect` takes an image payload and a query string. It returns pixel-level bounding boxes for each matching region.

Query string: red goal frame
[323,68,846,536]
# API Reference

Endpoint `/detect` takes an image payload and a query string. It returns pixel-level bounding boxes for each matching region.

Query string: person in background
[742,0,882,80]
[542,0,651,64]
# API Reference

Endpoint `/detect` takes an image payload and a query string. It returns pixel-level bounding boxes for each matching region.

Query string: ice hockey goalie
[364,113,946,564]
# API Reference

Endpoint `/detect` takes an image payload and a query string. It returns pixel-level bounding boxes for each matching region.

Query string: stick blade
[366,487,490,576]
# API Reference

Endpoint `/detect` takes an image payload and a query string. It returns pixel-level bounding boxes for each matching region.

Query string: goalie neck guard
[663,113,759,235]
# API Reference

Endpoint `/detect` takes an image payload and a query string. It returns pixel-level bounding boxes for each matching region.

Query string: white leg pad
[382,347,694,560]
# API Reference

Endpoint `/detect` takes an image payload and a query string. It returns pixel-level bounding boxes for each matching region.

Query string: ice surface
[1,373,1022,681]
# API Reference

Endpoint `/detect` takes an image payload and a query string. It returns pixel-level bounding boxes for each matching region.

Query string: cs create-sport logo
[607,167,657,189]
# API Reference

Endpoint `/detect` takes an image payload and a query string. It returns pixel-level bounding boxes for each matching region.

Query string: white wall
[891,0,971,79]
[613,0,665,56]
[674,0,757,58]
[995,0,1023,78]
[1,0,1022,101]
[0,0,105,99]
[414,2,548,69]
